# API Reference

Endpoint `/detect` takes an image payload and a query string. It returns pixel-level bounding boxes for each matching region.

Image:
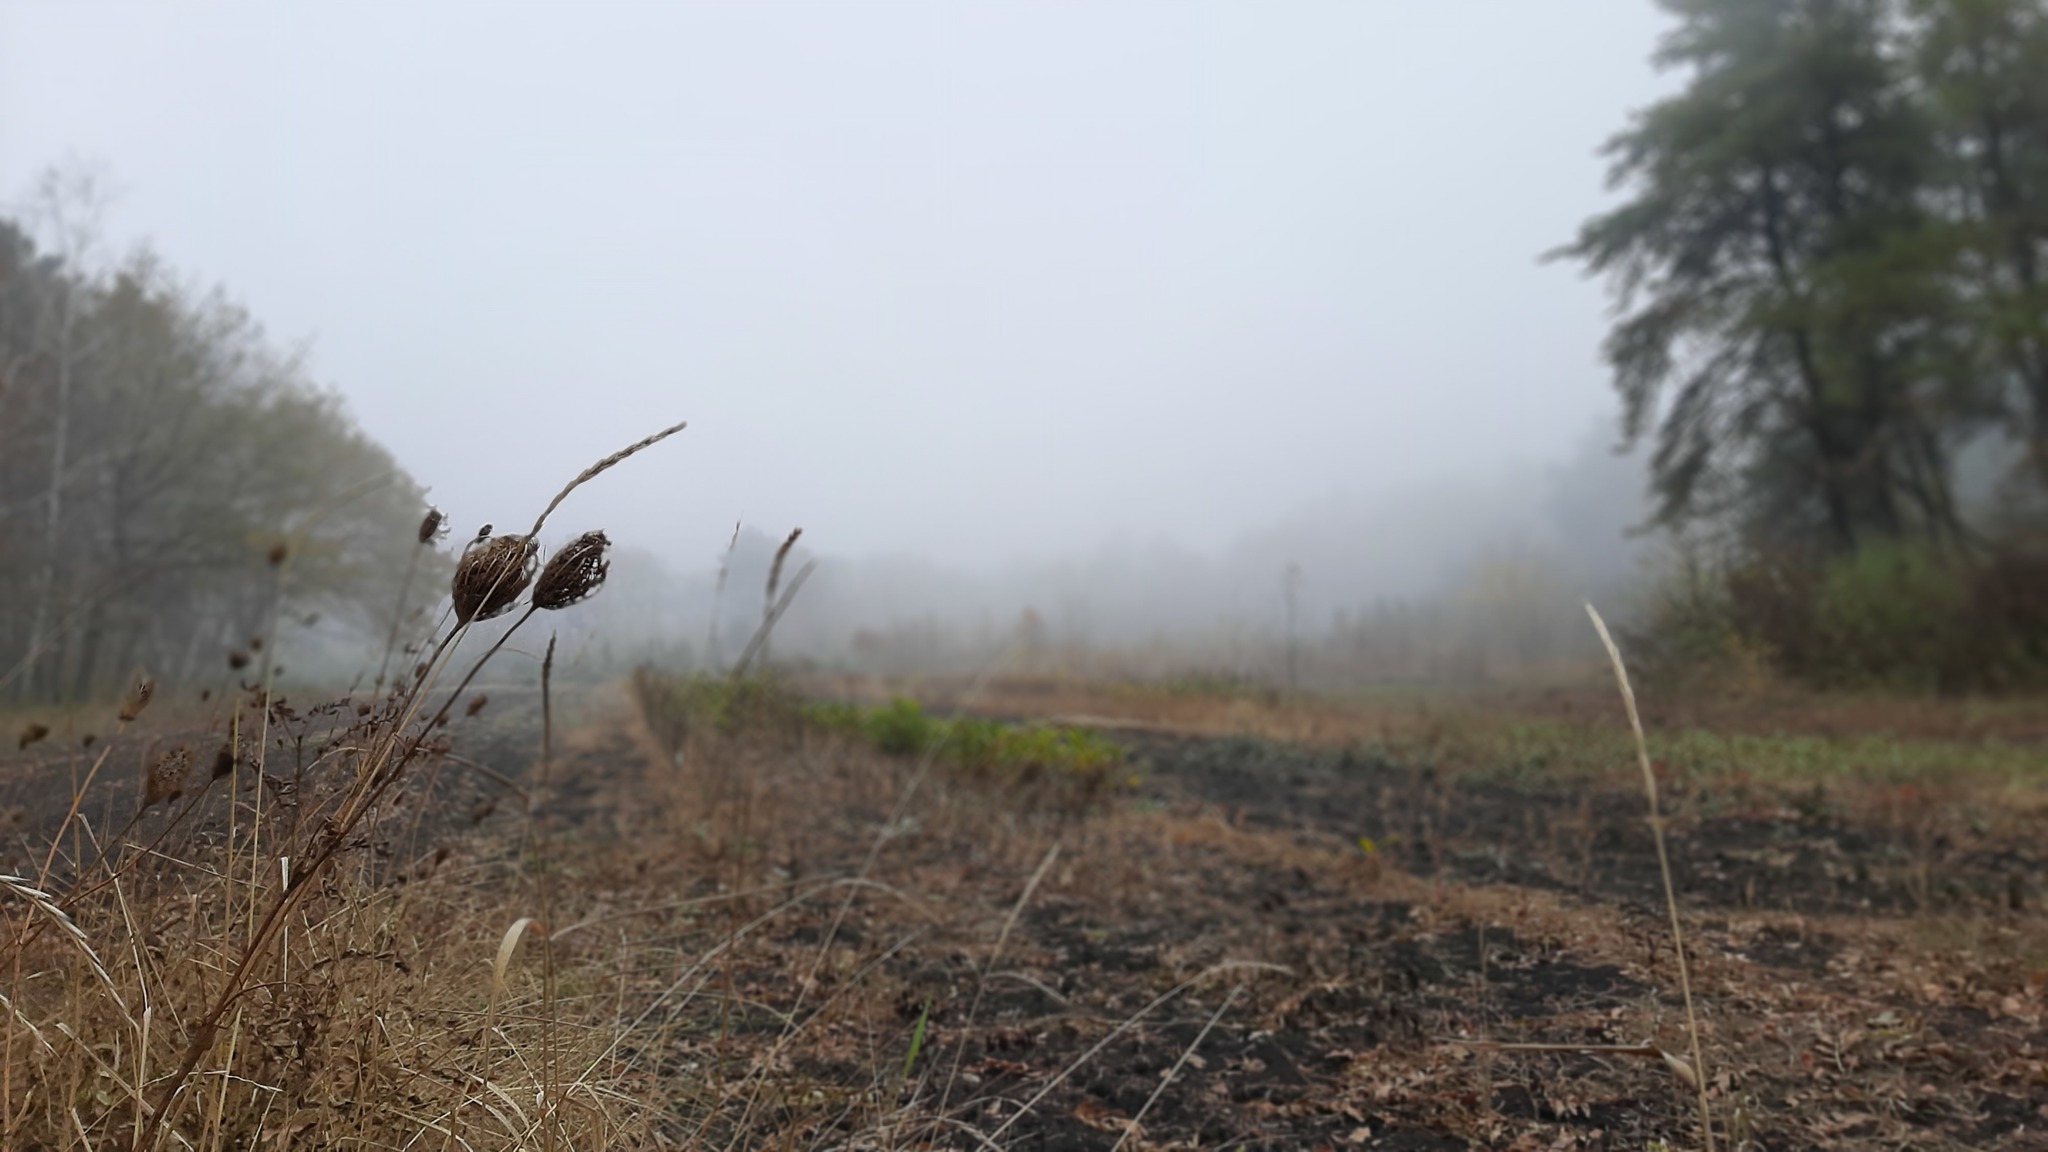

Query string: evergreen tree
[1559,0,1974,551]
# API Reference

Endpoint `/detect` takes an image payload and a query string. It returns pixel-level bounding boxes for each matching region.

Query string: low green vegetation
[634,673,1130,799]
[804,694,1126,783]
[1410,711,2048,797]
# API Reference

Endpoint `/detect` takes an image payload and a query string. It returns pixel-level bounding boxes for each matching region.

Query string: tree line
[0,173,436,703]
[1563,0,2048,552]
[1564,0,2048,690]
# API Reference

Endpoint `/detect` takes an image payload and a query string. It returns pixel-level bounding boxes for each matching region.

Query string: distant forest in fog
[0,171,1668,701]
[570,426,1662,689]
[0,181,434,703]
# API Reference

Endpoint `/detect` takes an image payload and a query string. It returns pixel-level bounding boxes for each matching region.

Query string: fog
[2,3,1681,686]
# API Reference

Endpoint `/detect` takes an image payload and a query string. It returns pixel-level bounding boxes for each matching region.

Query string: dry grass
[0,423,689,1151]
[4,421,2046,1147]
[9,643,2046,1148]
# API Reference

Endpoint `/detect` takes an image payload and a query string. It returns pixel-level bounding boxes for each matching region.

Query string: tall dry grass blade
[1584,602,1715,1152]
[524,419,686,539]
[937,844,1061,1120]
[708,519,741,671]
[492,917,543,997]
[987,960,1287,1144]
[374,506,444,688]
[0,873,125,1015]
[1111,984,1243,1152]
[0,988,52,1056]
[759,528,802,665]
[727,558,816,680]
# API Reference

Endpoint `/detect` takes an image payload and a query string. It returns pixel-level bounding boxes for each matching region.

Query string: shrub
[1634,537,2048,694]
[864,695,938,755]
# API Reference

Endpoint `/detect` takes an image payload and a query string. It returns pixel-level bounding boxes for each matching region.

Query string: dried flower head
[119,676,155,722]
[144,745,193,808]
[18,723,49,751]
[534,531,611,610]
[418,506,448,545]
[452,534,537,623]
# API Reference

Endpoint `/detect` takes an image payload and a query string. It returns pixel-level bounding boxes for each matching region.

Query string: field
[5,664,2044,1151]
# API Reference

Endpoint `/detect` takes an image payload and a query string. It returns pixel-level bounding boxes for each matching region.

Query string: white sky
[1,2,1675,573]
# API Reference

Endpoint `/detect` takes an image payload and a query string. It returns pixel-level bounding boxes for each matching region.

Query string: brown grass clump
[452,533,538,623]
[534,530,611,610]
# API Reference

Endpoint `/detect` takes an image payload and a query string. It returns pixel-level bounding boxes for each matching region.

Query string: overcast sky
[1,3,1675,575]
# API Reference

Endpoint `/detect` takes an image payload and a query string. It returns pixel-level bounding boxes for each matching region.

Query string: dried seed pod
[18,723,50,751]
[452,534,536,623]
[144,745,193,808]
[534,531,611,610]
[418,507,448,545]
[119,676,155,722]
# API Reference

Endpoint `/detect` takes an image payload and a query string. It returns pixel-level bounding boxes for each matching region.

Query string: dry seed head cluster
[120,675,155,722]
[452,534,538,623]
[144,745,193,809]
[535,530,612,610]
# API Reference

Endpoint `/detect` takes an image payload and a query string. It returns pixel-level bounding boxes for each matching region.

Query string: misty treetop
[1559,0,2048,553]
[0,204,440,703]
